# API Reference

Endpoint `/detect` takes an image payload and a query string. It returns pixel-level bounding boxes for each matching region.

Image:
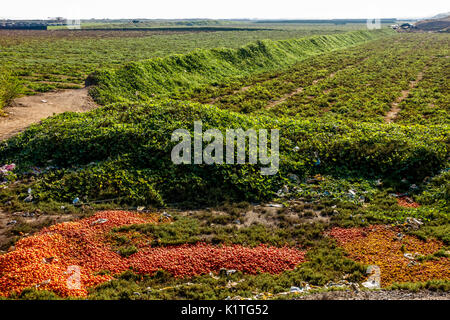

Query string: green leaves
[91,29,392,105]
[0,99,448,206]
[0,68,23,112]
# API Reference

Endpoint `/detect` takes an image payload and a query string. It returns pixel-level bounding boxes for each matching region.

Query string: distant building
[0,18,70,30]
[400,23,415,29]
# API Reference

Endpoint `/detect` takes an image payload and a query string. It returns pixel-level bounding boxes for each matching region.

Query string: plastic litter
[91,218,108,225]
[0,164,16,174]
[35,279,51,288]
[362,280,380,289]
[290,286,303,293]
[226,269,237,276]
[219,268,237,277]
[6,220,17,226]
[405,217,423,230]
[277,185,289,197]
[348,189,357,198]
[403,253,416,260]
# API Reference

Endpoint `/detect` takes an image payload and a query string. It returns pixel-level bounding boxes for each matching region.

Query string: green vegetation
[0,98,447,207]
[189,33,448,125]
[111,215,327,248]
[0,68,22,113]
[396,52,450,125]
[0,26,448,299]
[0,25,369,95]
[88,29,393,104]
[388,280,450,292]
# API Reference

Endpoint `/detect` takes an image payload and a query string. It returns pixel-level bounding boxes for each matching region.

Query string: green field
[0,24,369,94]
[0,23,449,300]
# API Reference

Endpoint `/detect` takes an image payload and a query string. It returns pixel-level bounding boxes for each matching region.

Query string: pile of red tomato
[396,196,420,208]
[0,211,156,297]
[129,243,305,278]
[0,211,306,297]
[329,225,450,286]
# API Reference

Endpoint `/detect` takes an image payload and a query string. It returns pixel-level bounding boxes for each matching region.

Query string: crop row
[0,27,372,94]
[395,53,449,125]
[88,29,393,104]
[192,33,448,125]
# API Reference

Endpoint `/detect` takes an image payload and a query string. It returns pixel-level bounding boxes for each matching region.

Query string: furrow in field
[385,68,427,123]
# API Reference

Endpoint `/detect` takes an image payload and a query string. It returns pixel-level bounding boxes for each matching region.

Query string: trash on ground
[362,280,380,289]
[162,212,172,218]
[6,220,17,226]
[0,164,16,174]
[405,217,423,230]
[91,218,108,225]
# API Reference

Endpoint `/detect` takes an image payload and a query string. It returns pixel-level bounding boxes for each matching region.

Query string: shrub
[0,68,22,112]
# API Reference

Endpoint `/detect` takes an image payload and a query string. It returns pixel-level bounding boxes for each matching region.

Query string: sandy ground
[385,71,424,123]
[0,88,97,141]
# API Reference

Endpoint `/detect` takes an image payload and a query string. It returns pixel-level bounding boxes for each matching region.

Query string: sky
[1,0,448,20]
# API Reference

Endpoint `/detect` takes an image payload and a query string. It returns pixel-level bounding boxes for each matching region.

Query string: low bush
[0,69,22,113]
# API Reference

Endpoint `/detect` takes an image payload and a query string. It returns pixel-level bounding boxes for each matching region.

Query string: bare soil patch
[266,87,304,109]
[0,88,97,141]
[385,71,425,123]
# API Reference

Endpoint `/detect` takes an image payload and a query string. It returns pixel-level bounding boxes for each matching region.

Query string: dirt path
[385,70,425,123]
[264,65,343,109]
[209,84,253,105]
[264,58,370,110]
[0,88,97,141]
[265,87,304,109]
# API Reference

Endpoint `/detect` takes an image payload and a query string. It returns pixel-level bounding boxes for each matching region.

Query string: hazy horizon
[1,0,448,20]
